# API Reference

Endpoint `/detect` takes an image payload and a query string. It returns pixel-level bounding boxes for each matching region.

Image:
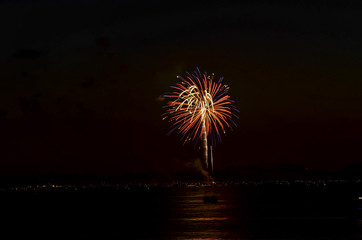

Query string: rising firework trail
[163,67,238,179]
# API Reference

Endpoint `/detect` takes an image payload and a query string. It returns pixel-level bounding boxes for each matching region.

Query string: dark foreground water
[2,183,362,239]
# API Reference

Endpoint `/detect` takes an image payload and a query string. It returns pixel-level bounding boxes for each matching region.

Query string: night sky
[1,0,362,178]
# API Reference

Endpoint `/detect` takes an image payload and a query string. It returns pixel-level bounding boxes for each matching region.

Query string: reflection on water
[163,186,362,240]
[3,184,361,239]
[187,218,230,221]
[165,187,247,239]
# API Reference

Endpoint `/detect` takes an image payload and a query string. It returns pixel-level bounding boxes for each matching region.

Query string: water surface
[2,184,362,239]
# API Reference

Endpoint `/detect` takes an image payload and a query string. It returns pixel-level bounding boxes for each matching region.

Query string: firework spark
[163,68,238,176]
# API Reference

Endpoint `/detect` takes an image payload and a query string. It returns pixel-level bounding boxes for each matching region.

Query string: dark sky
[1,0,362,177]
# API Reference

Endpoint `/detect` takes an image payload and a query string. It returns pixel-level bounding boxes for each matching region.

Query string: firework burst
[163,67,238,176]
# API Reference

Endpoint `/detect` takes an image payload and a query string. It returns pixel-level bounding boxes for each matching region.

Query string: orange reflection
[188,217,230,221]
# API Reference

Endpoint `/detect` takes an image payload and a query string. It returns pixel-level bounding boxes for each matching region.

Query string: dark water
[2,184,362,239]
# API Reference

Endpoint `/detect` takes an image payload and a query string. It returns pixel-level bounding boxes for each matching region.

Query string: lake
[2,183,362,239]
